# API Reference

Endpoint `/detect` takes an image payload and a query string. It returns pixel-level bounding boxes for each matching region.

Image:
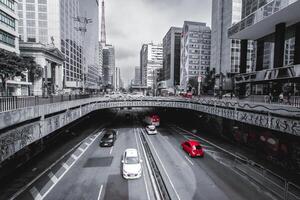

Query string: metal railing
[0,94,103,112]
[233,154,300,200]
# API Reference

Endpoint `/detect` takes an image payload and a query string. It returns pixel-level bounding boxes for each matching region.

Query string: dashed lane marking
[48,172,58,184]
[184,156,194,166]
[109,146,114,155]
[29,187,42,200]
[10,128,104,200]
[78,147,85,152]
[97,184,103,200]
[62,163,69,169]
[28,131,103,200]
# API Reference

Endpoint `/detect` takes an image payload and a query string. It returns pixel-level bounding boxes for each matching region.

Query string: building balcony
[228,0,300,40]
[234,64,300,84]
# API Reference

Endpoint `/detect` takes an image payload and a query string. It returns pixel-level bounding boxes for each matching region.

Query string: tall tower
[100,0,106,45]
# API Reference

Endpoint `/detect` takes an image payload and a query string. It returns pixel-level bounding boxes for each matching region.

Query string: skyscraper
[180,21,211,90]
[17,0,100,93]
[79,0,100,92]
[100,0,116,90]
[134,66,141,85]
[102,44,115,87]
[140,43,163,88]
[163,27,182,89]
[211,0,254,76]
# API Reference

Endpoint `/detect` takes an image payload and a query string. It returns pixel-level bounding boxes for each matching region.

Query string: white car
[146,125,157,135]
[122,149,142,179]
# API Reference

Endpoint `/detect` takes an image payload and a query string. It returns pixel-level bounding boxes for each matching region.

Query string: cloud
[103,0,212,86]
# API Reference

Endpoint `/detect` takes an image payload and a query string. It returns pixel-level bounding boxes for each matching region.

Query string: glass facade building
[228,0,300,96]
[211,0,254,77]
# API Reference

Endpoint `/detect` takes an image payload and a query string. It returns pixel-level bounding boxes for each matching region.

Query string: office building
[211,0,255,75]
[99,42,103,84]
[228,0,300,96]
[102,44,115,87]
[0,0,24,95]
[180,21,211,90]
[0,0,19,53]
[134,66,141,85]
[163,27,182,88]
[140,43,163,88]
[79,0,100,92]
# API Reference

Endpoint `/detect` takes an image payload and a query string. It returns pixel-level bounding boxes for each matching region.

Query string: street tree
[0,49,26,95]
[0,49,41,96]
[23,56,43,82]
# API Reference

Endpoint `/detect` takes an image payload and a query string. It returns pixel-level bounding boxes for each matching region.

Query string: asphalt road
[11,110,274,200]
[142,125,273,200]
[42,127,154,199]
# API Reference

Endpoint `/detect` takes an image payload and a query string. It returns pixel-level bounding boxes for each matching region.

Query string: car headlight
[123,169,128,174]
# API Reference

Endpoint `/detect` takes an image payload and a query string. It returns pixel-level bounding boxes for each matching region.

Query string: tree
[0,49,26,95]
[23,56,43,82]
[188,77,198,94]
[203,68,216,94]
[0,49,41,96]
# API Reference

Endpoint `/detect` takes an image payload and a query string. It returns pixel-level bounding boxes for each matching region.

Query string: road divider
[138,128,171,200]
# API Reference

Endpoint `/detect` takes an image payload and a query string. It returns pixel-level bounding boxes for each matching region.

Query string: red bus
[144,115,160,126]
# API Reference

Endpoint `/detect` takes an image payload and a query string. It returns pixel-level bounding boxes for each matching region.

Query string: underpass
[1,109,283,200]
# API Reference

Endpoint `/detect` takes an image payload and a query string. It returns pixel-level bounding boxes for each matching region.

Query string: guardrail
[233,154,300,200]
[0,94,103,112]
[139,128,171,200]
[172,125,300,200]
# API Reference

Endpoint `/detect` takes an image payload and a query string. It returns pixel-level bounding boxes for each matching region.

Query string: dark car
[100,130,117,147]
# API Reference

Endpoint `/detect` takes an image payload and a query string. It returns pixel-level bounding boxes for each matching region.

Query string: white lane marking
[184,156,194,166]
[39,131,103,200]
[134,129,150,200]
[62,163,69,169]
[97,184,103,200]
[143,129,181,200]
[173,126,238,158]
[78,147,84,152]
[10,128,105,200]
[136,128,161,200]
[29,187,42,200]
[48,172,58,184]
[71,154,78,159]
[109,146,114,155]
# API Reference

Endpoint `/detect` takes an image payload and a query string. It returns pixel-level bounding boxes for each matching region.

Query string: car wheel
[188,153,192,157]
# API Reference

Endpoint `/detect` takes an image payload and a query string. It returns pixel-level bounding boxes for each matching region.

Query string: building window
[0,0,15,11]
[0,29,15,46]
[0,10,15,29]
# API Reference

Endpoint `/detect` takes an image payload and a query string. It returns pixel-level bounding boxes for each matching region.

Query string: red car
[181,140,204,157]
[182,92,193,98]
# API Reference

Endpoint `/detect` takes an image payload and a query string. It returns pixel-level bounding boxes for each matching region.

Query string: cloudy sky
[101,0,212,87]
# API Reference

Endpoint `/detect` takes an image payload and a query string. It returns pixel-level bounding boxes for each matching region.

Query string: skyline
[101,0,212,86]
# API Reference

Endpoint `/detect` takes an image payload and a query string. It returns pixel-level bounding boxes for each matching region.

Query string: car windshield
[195,145,202,149]
[125,156,139,164]
[102,133,113,140]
